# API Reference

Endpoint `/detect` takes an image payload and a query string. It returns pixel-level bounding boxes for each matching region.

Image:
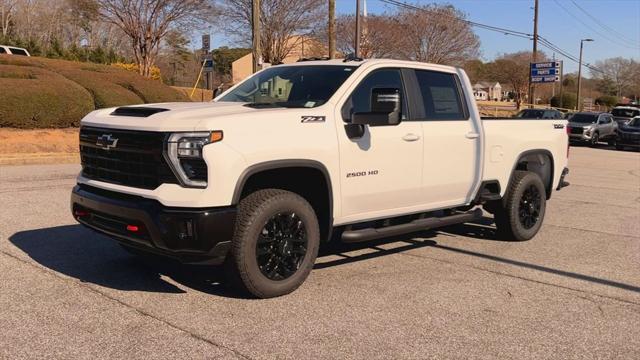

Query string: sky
[206,0,640,75]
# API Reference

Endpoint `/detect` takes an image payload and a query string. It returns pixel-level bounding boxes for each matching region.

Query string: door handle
[465,132,480,139]
[402,133,421,142]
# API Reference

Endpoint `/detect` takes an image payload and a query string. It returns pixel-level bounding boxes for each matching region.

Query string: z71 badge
[301,116,325,123]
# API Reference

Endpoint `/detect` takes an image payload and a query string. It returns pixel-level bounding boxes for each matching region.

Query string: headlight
[164,131,223,188]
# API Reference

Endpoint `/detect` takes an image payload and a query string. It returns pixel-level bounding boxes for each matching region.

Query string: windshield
[515,109,545,118]
[611,108,640,118]
[570,113,598,124]
[218,65,357,108]
[627,118,640,127]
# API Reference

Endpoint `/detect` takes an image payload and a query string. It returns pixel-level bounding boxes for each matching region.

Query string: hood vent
[111,107,169,117]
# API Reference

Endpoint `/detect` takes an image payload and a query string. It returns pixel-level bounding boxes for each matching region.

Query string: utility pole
[355,0,361,58]
[576,38,594,111]
[528,0,539,108]
[252,0,261,73]
[328,0,336,59]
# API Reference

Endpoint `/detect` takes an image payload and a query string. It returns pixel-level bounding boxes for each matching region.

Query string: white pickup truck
[71,59,570,298]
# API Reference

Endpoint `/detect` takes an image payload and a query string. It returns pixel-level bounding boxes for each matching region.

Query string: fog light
[126,225,140,232]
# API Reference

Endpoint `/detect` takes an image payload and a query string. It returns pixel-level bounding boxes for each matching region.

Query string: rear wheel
[225,189,320,298]
[493,171,546,241]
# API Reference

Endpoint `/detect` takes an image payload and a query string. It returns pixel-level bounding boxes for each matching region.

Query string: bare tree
[96,0,215,77]
[336,14,402,59]
[485,52,547,108]
[591,57,637,98]
[220,0,325,64]
[396,4,479,66]
[0,0,18,37]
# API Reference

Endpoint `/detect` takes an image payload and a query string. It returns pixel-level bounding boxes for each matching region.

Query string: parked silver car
[567,112,618,147]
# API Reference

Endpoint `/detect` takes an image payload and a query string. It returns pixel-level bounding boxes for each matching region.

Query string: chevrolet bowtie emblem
[96,134,118,150]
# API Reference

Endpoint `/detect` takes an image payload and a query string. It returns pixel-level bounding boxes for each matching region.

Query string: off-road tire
[493,171,546,241]
[225,189,320,298]
[590,132,599,147]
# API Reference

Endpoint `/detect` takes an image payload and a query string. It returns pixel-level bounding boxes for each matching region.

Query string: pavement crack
[0,250,254,360]
[544,223,640,239]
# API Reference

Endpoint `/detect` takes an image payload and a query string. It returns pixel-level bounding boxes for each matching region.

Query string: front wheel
[493,171,546,241]
[225,189,320,298]
[590,132,599,147]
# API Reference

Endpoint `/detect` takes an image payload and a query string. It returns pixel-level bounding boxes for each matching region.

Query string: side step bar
[341,208,483,243]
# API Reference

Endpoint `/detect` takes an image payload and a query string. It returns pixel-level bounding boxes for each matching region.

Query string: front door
[335,68,423,222]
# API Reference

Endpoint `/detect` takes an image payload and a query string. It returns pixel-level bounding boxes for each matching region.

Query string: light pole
[576,38,594,111]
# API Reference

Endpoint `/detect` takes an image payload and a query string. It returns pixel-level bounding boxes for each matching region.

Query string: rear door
[410,69,479,207]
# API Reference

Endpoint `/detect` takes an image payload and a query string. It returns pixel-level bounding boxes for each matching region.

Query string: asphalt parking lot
[1,146,639,359]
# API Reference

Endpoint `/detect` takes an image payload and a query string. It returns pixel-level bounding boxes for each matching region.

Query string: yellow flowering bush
[111,62,162,80]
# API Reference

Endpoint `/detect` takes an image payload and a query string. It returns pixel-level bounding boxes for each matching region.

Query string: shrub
[550,93,577,110]
[0,55,189,128]
[595,95,618,108]
[0,65,94,128]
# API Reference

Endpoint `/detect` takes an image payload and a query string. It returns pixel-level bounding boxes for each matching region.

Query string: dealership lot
[1,146,639,359]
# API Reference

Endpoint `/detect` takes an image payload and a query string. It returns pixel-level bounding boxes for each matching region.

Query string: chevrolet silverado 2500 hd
[71,59,570,298]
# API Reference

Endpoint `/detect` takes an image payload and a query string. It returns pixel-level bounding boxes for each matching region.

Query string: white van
[0,45,31,56]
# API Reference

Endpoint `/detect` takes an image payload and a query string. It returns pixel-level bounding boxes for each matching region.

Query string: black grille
[80,127,178,189]
[569,127,584,134]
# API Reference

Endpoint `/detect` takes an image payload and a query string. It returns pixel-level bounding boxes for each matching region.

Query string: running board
[341,208,483,243]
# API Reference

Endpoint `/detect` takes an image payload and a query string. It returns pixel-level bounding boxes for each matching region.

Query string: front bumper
[568,132,592,142]
[71,184,236,265]
[617,134,640,148]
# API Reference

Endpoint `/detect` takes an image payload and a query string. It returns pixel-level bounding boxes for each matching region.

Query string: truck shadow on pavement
[9,219,640,298]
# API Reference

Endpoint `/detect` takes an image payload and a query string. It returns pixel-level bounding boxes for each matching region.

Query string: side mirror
[351,88,402,126]
[344,88,402,139]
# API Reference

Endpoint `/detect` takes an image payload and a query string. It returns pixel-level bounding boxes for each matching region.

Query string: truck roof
[274,58,460,72]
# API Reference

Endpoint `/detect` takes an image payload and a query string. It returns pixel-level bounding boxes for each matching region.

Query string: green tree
[211,46,251,75]
[595,95,618,108]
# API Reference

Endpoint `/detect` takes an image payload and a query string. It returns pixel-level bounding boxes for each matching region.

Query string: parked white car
[71,59,570,298]
[0,45,30,56]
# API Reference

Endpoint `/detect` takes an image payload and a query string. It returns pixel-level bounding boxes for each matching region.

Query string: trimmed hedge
[0,55,189,128]
[0,65,94,128]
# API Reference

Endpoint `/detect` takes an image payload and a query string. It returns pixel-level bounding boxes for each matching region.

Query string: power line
[377,0,603,73]
[569,0,640,47]
[553,0,640,50]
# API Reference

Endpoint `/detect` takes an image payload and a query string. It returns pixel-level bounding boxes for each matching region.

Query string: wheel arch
[508,149,555,199]
[232,159,334,241]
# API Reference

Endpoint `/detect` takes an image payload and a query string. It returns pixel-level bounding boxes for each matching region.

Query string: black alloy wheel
[256,212,308,280]
[518,185,541,229]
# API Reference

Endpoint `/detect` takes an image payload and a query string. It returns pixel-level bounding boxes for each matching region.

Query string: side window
[0,47,6,54]
[344,68,407,121]
[414,70,466,120]
[8,48,27,56]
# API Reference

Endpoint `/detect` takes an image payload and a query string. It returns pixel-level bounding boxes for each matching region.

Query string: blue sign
[530,61,561,69]
[531,68,559,76]
[530,61,561,83]
[532,75,560,83]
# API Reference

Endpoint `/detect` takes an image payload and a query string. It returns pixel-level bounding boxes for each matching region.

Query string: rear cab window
[412,69,467,120]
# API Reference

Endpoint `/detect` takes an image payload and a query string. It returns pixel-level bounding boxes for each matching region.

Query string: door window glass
[414,70,466,120]
[344,68,407,121]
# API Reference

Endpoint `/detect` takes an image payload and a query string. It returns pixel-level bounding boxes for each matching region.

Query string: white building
[473,82,503,101]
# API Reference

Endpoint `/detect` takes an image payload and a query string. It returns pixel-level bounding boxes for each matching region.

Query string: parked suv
[514,108,563,119]
[611,106,640,126]
[0,45,30,56]
[567,112,617,146]
[616,116,640,150]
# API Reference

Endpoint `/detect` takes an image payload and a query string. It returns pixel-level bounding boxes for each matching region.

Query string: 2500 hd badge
[347,170,379,178]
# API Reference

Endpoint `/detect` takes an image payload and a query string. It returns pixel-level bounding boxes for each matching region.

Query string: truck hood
[80,102,265,131]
